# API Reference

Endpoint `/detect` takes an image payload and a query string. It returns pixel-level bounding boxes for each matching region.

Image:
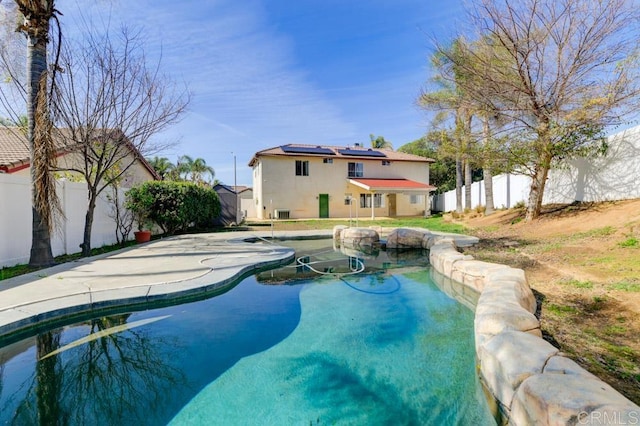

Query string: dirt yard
[454,199,640,404]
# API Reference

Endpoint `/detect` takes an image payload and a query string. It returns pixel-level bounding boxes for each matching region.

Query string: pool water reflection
[0,241,495,425]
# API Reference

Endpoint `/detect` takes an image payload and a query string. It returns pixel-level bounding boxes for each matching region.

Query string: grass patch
[546,303,578,316]
[610,282,640,292]
[0,264,33,281]
[574,226,616,239]
[618,237,639,248]
[604,325,628,335]
[258,215,469,234]
[560,279,594,289]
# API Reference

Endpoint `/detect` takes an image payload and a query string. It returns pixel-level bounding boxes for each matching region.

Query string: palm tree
[369,134,393,149]
[148,156,176,180]
[15,0,61,267]
[190,158,214,186]
[176,155,193,181]
[176,155,215,185]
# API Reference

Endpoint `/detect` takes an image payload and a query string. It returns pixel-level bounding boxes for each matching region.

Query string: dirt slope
[456,199,640,404]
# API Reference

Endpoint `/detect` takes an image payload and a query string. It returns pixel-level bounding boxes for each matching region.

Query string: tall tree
[52,27,189,257]
[440,0,640,220]
[14,0,62,267]
[420,40,476,213]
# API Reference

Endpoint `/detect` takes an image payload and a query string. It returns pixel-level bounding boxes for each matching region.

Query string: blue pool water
[0,245,495,425]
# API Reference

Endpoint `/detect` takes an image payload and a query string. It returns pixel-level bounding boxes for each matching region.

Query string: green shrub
[126,181,220,235]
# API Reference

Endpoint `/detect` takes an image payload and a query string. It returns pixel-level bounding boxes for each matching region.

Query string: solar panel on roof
[280,145,335,155]
[337,148,387,157]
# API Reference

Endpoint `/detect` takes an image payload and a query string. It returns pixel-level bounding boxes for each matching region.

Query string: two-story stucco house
[249,144,436,220]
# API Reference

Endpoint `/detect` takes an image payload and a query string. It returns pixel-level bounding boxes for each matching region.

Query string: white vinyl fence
[0,174,127,268]
[433,126,640,212]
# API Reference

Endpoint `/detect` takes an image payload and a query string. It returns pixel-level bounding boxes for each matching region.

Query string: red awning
[349,178,436,192]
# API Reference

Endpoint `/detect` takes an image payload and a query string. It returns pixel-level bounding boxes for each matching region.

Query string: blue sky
[56,0,464,185]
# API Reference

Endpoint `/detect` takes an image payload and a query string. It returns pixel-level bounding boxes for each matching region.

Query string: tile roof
[248,143,435,166]
[0,128,29,171]
[349,178,436,192]
[0,127,160,179]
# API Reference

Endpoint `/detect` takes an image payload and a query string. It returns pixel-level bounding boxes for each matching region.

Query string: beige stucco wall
[54,151,154,188]
[253,154,431,219]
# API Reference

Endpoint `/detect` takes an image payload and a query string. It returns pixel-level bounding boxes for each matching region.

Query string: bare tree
[439,0,640,220]
[51,27,189,256]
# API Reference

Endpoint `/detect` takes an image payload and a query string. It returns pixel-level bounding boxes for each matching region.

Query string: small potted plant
[133,217,152,243]
[126,185,153,243]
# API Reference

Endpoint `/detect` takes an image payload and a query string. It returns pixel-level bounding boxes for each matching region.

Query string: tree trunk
[525,157,551,221]
[81,190,98,257]
[464,157,472,211]
[484,166,495,215]
[27,31,54,267]
[455,154,463,213]
[482,116,495,215]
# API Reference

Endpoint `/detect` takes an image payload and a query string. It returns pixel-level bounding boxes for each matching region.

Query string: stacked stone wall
[335,226,640,425]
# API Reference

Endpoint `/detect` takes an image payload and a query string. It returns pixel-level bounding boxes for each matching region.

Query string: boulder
[479,331,559,410]
[510,373,640,425]
[386,228,429,249]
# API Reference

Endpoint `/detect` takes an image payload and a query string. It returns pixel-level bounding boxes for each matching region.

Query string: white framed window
[410,194,423,204]
[360,193,384,208]
[295,160,309,176]
[323,158,333,164]
[382,160,391,166]
[348,162,363,178]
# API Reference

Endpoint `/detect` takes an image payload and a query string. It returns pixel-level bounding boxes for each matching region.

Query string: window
[410,195,423,204]
[348,162,363,178]
[360,193,384,208]
[323,158,333,164]
[295,160,309,176]
[382,160,391,166]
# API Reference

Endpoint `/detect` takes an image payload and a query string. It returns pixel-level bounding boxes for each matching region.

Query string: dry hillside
[455,199,640,404]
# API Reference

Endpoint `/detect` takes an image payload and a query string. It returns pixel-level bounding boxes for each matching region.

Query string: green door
[319,194,329,218]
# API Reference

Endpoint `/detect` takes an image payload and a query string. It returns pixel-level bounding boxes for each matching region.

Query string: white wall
[433,174,531,212]
[1,174,128,268]
[433,126,640,212]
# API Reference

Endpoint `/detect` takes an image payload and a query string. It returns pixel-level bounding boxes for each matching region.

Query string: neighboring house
[0,126,159,268]
[212,184,256,225]
[235,186,256,220]
[248,144,436,220]
[0,127,159,185]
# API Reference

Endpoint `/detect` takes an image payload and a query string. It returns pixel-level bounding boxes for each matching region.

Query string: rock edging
[336,226,640,425]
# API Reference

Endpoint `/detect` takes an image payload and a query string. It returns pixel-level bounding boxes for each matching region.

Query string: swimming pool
[0,241,495,425]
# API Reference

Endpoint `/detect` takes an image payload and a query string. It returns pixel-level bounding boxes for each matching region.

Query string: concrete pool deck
[0,230,335,337]
[0,228,479,339]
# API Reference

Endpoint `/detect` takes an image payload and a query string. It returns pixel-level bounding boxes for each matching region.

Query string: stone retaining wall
[336,226,640,425]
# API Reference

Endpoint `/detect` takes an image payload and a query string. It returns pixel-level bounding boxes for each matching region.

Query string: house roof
[0,127,160,180]
[0,128,33,173]
[248,143,435,166]
[349,178,436,192]
[213,184,253,194]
